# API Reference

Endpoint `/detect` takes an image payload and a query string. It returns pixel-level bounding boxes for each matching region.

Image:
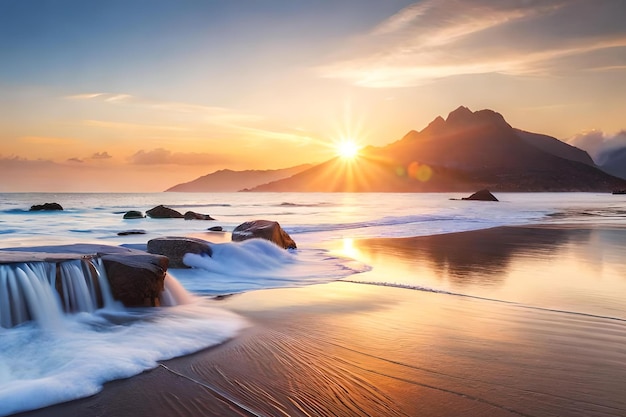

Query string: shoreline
[14,224,626,417]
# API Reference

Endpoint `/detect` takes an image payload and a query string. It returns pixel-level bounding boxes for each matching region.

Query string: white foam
[0,292,247,416]
[169,239,370,295]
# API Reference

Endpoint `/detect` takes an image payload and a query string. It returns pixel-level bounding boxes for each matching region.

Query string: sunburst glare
[336,139,360,159]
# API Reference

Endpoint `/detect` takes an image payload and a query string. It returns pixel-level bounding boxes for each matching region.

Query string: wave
[278,201,334,207]
[2,209,28,214]
[160,203,232,208]
[547,207,626,220]
[169,239,370,296]
[0,304,247,416]
[286,213,460,235]
[341,280,626,323]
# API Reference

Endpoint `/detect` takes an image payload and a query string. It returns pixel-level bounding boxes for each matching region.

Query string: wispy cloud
[64,93,107,100]
[318,0,626,87]
[65,93,262,125]
[66,92,319,147]
[83,119,191,132]
[128,148,233,166]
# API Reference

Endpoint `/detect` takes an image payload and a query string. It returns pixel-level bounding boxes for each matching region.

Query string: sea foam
[170,238,370,295]
[0,280,247,416]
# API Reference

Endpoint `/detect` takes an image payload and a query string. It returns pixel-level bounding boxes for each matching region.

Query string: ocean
[0,192,625,416]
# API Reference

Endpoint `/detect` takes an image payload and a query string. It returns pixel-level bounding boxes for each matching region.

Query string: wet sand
[17,225,626,417]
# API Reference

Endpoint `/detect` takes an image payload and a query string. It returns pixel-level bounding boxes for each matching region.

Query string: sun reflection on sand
[337,226,626,320]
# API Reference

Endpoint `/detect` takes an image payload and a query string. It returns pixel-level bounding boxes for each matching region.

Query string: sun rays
[336,139,360,159]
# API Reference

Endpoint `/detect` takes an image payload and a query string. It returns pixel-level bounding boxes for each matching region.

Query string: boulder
[184,211,215,220]
[30,202,63,211]
[462,189,499,202]
[146,205,183,218]
[123,210,145,219]
[101,252,168,307]
[1,244,169,308]
[147,236,212,268]
[232,220,297,249]
[208,226,224,232]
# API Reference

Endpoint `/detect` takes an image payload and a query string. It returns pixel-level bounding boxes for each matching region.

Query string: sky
[1,0,625,192]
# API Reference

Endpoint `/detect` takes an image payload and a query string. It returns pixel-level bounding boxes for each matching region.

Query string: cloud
[17,136,80,146]
[91,151,112,160]
[64,93,107,100]
[567,130,626,164]
[67,157,84,163]
[66,93,262,125]
[318,0,626,87]
[128,148,232,166]
[0,154,203,192]
[83,119,191,133]
[69,94,317,148]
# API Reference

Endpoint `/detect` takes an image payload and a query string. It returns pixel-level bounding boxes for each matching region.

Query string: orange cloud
[90,151,112,160]
[128,148,234,166]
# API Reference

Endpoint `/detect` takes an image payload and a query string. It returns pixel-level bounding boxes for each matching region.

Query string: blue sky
[1,0,626,191]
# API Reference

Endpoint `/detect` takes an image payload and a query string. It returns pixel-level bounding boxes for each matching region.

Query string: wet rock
[232,220,297,249]
[146,205,183,218]
[184,211,215,220]
[30,202,63,211]
[117,229,147,236]
[123,210,145,219]
[207,226,224,232]
[147,236,212,268]
[462,189,499,202]
[1,244,168,308]
[101,252,168,307]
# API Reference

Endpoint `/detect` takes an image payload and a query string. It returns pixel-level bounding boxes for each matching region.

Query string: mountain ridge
[165,164,312,192]
[249,107,626,192]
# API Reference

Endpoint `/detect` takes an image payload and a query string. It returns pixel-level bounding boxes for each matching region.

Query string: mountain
[598,147,626,180]
[165,164,312,192]
[514,129,596,166]
[249,106,626,192]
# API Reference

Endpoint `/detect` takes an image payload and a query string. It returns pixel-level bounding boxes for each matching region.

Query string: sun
[336,140,360,159]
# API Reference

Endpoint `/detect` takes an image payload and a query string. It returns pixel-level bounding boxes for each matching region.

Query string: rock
[1,244,168,308]
[232,220,297,249]
[101,252,168,307]
[117,229,147,236]
[147,236,212,268]
[184,211,215,220]
[462,189,499,202]
[208,226,223,232]
[123,210,145,219]
[30,202,63,211]
[146,205,183,218]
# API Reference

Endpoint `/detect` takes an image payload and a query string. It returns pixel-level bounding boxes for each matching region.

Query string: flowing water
[0,192,625,416]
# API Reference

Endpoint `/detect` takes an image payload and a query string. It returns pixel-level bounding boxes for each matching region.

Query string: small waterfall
[0,258,118,329]
[160,273,195,306]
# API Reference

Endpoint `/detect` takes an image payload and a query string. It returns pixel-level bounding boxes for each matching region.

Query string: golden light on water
[341,238,362,260]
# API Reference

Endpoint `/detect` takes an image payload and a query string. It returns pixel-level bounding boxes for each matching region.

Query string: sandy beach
[16,225,626,417]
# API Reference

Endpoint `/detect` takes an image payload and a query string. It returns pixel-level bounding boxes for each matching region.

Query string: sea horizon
[1,191,625,416]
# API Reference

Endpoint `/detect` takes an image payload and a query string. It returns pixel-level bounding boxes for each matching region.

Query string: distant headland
[166,106,626,193]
